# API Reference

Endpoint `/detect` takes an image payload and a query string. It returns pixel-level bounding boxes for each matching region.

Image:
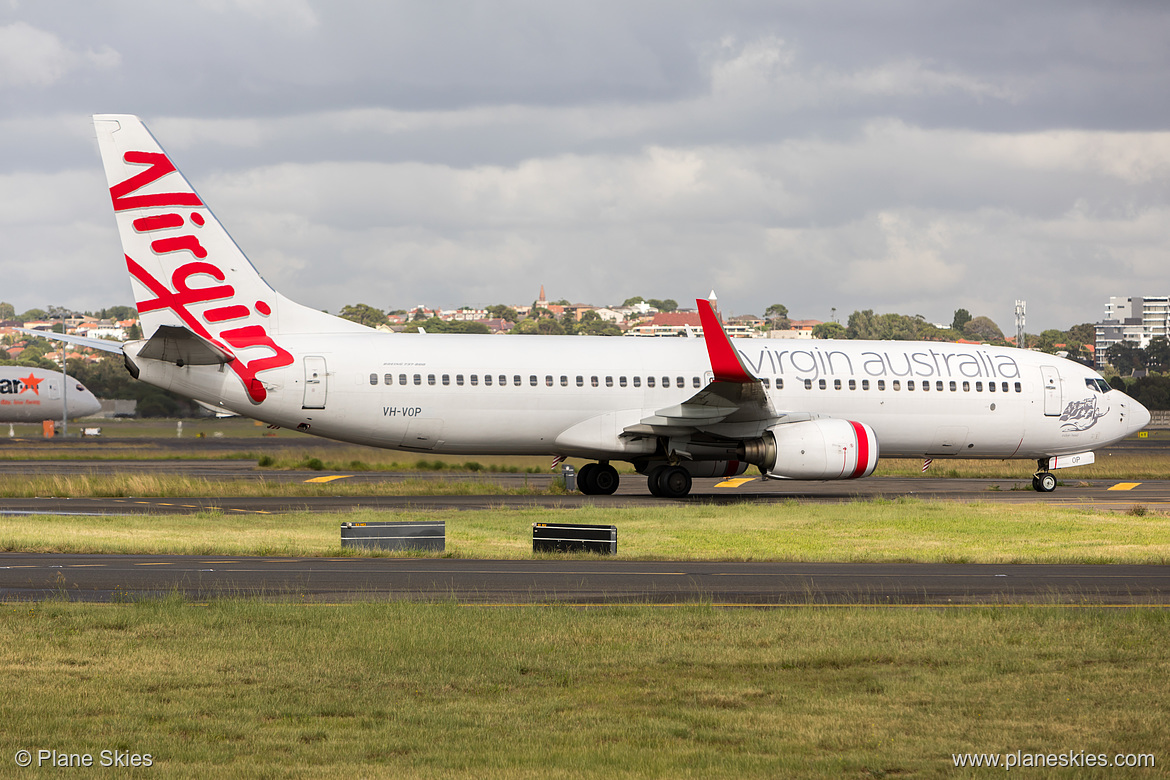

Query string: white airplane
[0,366,101,422]
[51,114,1149,497]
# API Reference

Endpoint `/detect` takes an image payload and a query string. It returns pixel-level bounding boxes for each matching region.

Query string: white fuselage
[127,333,1148,463]
[0,367,102,423]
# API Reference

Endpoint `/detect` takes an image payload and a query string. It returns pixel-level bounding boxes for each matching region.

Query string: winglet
[697,298,756,383]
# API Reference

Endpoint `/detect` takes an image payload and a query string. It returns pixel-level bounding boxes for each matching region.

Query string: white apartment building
[1095,296,1170,368]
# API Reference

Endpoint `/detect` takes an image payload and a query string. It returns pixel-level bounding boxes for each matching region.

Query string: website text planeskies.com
[953,750,1155,770]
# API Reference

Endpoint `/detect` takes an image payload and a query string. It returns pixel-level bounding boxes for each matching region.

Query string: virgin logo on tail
[113,151,293,403]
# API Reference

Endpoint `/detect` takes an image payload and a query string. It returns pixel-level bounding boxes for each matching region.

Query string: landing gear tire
[652,466,693,499]
[577,463,598,495]
[592,463,619,495]
[647,466,666,497]
[1033,472,1056,493]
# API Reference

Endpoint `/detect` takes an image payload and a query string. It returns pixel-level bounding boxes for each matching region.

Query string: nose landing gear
[1032,459,1056,492]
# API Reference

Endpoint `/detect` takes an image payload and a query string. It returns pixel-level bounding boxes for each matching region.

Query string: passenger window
[908,380,916,390]
[948,381,956,391]
[513,375,521,386]
[762,378,770,389]
[546,375,553,387]
[633,377,641,387]
[818,379,826,390]
[923,381,929,392]
[676,377,684,388]
[776,378,784,390]
[962,381,969,392]
[936,381,944,392]
[976,381,982,391]
[457,374,464,386]
[861,380,869,390]
[399,374,407,385]
[576,376,584,387]
[413,374,421,386]
[470,375,478,386]
[605,376,613,387]
[877,380,885,390]
[834,379,842,390]
[988,381,995,392]
[529,375,537,386]
[560,376,568,387]
[369,373,378,385]
[384,374,393,386]
[693,377,701,388]
[848,379,856,390]
[662,377,670,388]
[1001,382,1009,393]
[484,375,493,386]
[1014,382,1021,393]
[499,375,507,386]
[428,374,436,386]
[647,377,656,388]
[591,376,599,387]
[805,379,813,390]
[620,377,628,387]
[442,374,450,386]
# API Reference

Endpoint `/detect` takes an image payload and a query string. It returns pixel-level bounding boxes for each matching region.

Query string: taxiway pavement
[3,553,1167,605]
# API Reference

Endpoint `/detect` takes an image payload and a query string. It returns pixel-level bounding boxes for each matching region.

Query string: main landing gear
[1032,459,1057,493]
[577,462,620,495]
[647,465,693,499]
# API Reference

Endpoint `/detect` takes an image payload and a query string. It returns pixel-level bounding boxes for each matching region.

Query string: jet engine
[744,418,879,480]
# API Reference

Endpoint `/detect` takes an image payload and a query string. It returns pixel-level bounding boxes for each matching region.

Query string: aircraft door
[1040,366,1061,416]
[47,380,60,401]
[302,356,327,409]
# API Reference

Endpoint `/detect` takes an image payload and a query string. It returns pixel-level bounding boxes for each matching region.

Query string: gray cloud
[1,1,1169,332]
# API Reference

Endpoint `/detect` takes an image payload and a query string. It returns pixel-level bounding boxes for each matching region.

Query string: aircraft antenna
[1015,300,1026,350]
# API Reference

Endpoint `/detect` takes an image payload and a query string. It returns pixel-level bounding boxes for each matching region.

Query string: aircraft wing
[624,298,777,435]
[17,328,126,354]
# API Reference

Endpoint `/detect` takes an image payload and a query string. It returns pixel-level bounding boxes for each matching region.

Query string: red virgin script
[113,151,293,403]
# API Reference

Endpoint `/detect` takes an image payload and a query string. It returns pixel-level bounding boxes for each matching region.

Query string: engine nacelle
[678,460,749,479]
[758,419,879,480]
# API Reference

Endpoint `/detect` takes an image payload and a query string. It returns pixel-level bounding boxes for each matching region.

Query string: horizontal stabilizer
[17,328,125,355]
[137,325,234,366]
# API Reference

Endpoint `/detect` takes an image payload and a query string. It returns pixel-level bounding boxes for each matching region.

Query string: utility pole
[60,343,68,438]
[1015,300,1026,350]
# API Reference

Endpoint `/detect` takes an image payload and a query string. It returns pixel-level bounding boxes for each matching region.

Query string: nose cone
[1127,395,1152,435]
[72,391,103,419]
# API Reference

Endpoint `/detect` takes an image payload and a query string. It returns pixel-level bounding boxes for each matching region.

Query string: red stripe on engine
[848,421,869,479]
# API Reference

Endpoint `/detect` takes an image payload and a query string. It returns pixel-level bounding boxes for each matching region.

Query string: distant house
[625,311,702,337]
[768,319,821,339]
[473,318,515,334]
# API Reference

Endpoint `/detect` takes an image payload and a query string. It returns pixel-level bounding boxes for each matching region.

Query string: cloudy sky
[2,1,1168,331]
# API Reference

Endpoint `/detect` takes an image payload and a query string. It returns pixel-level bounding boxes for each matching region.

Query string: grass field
[3,500,1169,563]
[0,599,1165,779]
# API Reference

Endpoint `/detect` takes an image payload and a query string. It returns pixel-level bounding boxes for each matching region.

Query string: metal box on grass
[532,522,617,554]
[341,521,445,551]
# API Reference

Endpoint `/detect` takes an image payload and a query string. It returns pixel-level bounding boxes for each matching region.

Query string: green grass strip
[0,600,1166,778]
[3,500,1168,563]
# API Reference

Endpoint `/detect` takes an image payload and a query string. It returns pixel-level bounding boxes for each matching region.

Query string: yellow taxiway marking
[305,475,353,483]
[1108,482,1142,491]
[135,562,174,566]
[715,477,756,488]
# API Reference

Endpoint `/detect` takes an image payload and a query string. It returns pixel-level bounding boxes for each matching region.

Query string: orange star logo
[19,373,42,395]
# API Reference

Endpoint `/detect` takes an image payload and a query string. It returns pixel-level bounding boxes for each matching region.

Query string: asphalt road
[3,553,1167,605]
[0,470,1165,514]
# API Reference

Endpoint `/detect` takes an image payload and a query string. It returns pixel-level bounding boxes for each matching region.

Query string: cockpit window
[1085,378,1111,393]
